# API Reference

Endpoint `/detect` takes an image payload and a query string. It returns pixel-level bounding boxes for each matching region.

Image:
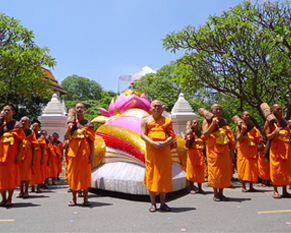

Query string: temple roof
[42,68,67,96]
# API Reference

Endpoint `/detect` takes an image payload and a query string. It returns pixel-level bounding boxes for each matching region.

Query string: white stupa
[38,93,67,139]
[171,93,197,134]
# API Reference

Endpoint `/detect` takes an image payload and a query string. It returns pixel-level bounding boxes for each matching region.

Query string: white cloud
[119,66,156,82]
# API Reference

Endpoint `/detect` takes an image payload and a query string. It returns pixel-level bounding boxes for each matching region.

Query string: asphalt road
[1,177,291,232]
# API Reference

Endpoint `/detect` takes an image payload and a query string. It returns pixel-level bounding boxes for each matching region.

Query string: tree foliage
[61,75,103,101]
[134,64,180,112]
[0,13,56,119]
[163,0,291,123]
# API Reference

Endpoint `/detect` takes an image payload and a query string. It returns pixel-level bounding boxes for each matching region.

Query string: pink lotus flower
[98,92,151,117]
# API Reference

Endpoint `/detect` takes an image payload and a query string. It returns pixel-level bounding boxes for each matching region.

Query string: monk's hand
[67,122,74,131]
[274,126,281,135]
[212,117,219,124]
[152,141,162,150]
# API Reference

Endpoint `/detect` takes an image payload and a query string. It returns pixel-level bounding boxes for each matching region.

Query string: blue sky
[2,0,243,92]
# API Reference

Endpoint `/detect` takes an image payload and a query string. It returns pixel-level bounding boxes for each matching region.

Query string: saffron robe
[258,143,270,180]
[19,129,36,181]
[186,131,205,183]
[236,125,260,182]
[30,135,46,185]
[143,116,176,193]
[49,143,58,178]
[67,120,95,191]
[269,120,291,186]
[206,118,234,189]
[0,120,25,190]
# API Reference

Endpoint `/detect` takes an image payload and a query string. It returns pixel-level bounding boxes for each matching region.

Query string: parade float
[90,83,188,195]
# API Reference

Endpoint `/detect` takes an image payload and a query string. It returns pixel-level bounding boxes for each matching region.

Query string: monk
[17,116,36,198]
[257,126,270,186]
[30,123,45,193]
[64,103,94,206]
[202,104,235,202]
[48,135,58,185]
[235,111,261,192]
[264,104,291,198]
[185,119,209,194]
[52,132,63,180]
[0,105,25,207]
[141,100,176,212]
[41,130,52,189]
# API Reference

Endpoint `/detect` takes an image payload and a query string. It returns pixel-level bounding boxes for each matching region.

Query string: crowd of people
[141,101,291,212]
[1,101,290,211]
[0,103,94,208]
[184,103,291,202]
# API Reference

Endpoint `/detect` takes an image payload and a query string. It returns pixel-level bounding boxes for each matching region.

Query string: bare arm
[202,117,218,139]
[265,121,280,140]
[64,123,73,140]
[235,125,246,142]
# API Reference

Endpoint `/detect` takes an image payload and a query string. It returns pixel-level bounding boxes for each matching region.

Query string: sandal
[83,201,91,207]
[272,192,281,199]
[68,200,76,206]
[220,195,229,201]
[213,196,221,202]
[149,204,157,212]
[160,204,171,212]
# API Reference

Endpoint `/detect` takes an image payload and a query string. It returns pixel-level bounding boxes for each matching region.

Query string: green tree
[0,13,56,119]
[61,75,103,101]
[134,64,180,112]
[163,0,291,123]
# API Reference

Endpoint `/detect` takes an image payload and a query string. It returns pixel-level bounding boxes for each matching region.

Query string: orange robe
[49,143,58,178]
[30,136,46,185]
[258,143,270,180]
[206,119,235,189]
[186,131,205,183]
[0,120,25,190]
[236,126,260,182]
[67,120,95,191]
[19,129,36,181]
[55,142,63,173]
[269,121,291,186]
[43,140,51,179]
[143,116,176,193]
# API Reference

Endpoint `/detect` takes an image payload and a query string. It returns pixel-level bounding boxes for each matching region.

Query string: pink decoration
[97,92,151,117]
[106,116,142,134]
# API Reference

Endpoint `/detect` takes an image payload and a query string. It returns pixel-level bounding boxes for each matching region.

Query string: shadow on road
[1,202,41,209]
[89,187,190,203]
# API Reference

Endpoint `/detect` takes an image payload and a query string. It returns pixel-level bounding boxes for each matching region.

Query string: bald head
[272,104,282,119]
[150,100,163,116]
[21,116,30,129]
[211,103,221,117]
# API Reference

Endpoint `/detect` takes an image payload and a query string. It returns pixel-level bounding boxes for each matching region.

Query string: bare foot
[241,188,247,192]
[273,192,281,199]
[16,193,24,198]
[190,190,196,194]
